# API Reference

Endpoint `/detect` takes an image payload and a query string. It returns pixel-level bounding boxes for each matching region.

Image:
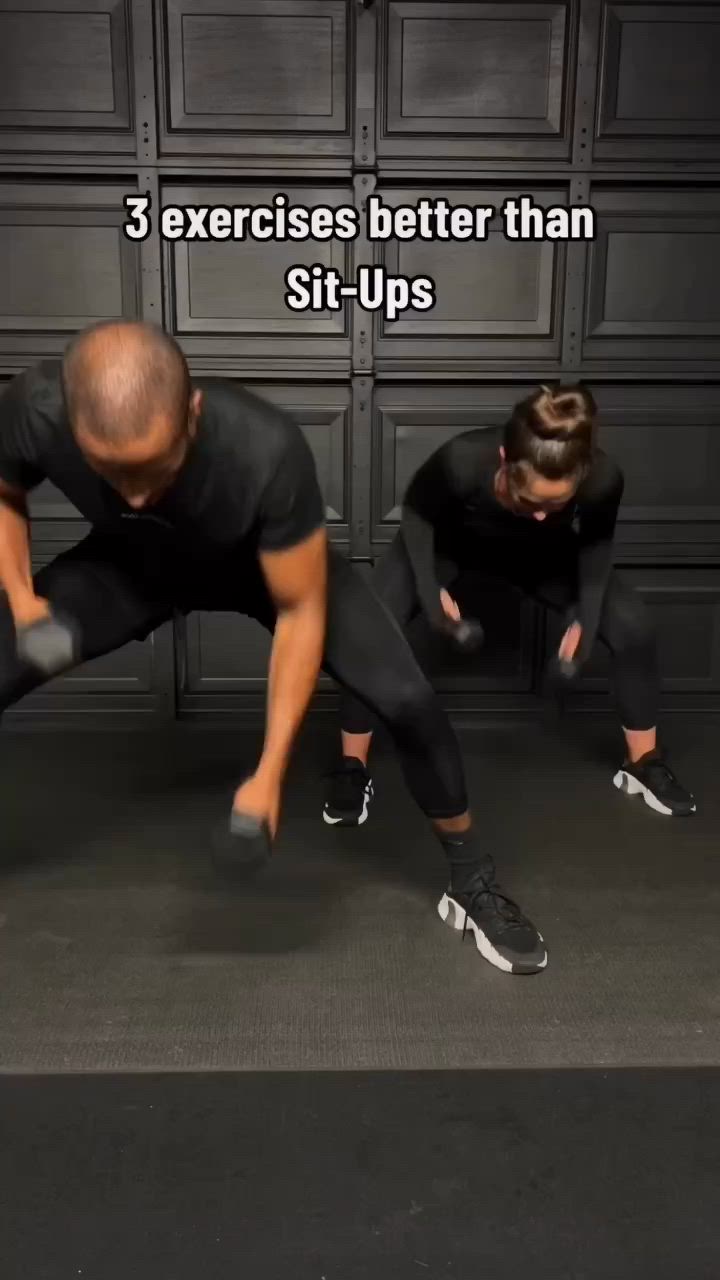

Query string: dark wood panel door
[371,185,566,371]
[162,181,353,375]
[157,0,353,166]
[0,0,134,158]
[0,180,141,365]
[595,2,720,163]
[583,186,720,368]
[378,0,577,165]
[588,384,720,562]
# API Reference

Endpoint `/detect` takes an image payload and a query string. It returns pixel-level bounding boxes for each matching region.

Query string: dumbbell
[16,609,79,676]
[212,807,272,878]
[545,653,579,693]
[441,616,485,654]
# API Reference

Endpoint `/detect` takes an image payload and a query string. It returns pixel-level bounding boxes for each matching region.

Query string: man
[0,321,546,975]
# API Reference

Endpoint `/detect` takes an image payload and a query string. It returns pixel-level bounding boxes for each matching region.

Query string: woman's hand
[559,621,582,663]
[439,587,485,653]
[440,588,461,623]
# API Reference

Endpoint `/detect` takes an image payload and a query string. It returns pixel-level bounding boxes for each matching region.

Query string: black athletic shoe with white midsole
[323,757,374,826]
[613,750,696,816]
[438,871,547,975]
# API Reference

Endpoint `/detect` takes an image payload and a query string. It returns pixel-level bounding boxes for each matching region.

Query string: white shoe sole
[323,783,372,827]
[438,893,547,975]
[612,769,696,816]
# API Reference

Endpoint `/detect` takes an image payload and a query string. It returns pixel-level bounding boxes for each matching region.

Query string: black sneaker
[323,757,374,827]
[613,750,696,816]
[438,871,547,975]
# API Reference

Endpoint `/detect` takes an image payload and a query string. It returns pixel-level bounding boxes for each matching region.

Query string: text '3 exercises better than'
[123,193,596,322]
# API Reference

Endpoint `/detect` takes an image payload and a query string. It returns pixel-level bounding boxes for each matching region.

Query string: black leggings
[0,536,469,820]
[341,532,659,735]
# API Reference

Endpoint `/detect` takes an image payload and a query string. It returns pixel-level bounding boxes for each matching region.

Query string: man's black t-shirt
[0,361,326,586]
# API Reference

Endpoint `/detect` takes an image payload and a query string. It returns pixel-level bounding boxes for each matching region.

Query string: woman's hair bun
[531,383,597,441]
[503,382,596,481]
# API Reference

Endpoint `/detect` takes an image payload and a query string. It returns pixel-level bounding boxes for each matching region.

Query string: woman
[324,383,695,834]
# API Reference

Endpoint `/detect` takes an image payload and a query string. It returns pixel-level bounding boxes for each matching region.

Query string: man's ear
[188,388,203,434]
[499,445,506,462]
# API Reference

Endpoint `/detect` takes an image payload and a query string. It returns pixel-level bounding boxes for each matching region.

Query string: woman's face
[497,449,579,522]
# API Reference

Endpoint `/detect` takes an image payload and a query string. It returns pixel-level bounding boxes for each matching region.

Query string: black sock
[437,831,496,892]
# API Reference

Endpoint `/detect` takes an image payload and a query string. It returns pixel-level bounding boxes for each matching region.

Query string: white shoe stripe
[612,769,695,816]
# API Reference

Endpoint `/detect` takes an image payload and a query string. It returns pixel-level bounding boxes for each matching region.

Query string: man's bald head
[62,322,199,509]
[62,321,191,445]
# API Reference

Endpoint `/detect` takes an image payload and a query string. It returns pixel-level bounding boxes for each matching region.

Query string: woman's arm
[400,505,448,630]
[399,441,467,630]
[574,458,625,663]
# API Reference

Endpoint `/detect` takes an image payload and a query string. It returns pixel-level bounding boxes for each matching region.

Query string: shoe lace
[461,874,528,939]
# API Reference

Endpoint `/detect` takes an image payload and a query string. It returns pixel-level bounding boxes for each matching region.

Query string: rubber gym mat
[1,1067,717,1280]
[0,720,718,1072]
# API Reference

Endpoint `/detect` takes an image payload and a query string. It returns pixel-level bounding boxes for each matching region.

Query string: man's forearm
[256,594,326,785]
[0,498,35,616]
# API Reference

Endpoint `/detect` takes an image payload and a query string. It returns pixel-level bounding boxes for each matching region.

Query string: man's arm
[0,371,49,627]
[232,527,327,834]
[255,526,327,802]
[0,481,40,623]
[231,409,328,834]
